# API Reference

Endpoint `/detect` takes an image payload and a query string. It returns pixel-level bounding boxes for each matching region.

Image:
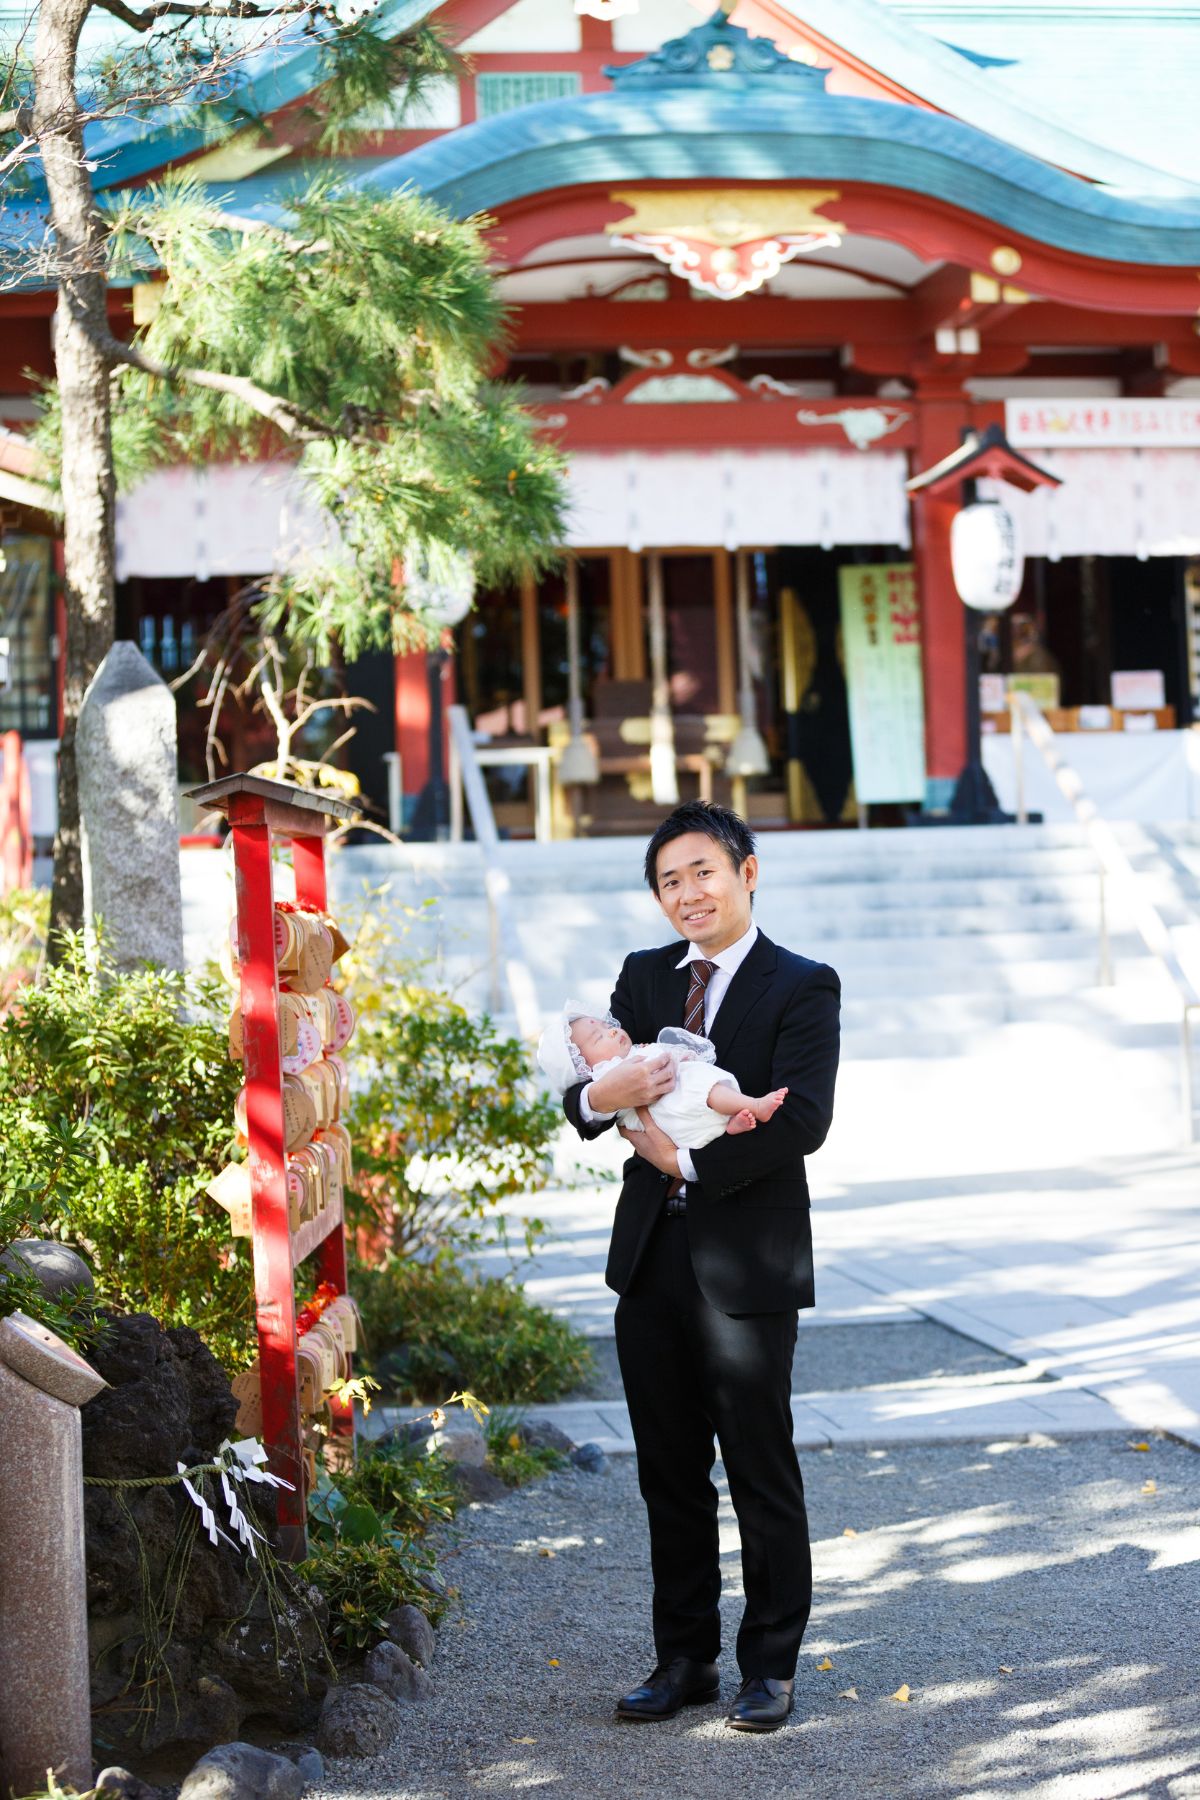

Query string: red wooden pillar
[910,380,971,806]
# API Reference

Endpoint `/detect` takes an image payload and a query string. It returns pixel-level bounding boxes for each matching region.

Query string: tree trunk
[34,0,116,951]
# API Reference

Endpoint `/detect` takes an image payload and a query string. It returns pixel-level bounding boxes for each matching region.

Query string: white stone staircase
[182,820,1200,1169]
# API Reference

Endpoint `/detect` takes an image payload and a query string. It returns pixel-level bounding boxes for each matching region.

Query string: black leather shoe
[615,1657,720,1721]
[726,1675,794,1732]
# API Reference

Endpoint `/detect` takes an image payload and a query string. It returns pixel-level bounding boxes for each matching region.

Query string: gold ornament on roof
[707,44,736,70]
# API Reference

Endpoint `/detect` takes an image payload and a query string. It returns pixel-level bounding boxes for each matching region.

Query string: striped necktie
[683,958,716,1037]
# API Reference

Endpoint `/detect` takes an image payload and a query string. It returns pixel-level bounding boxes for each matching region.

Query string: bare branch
[92,0,325,33]
[0,134,38,179]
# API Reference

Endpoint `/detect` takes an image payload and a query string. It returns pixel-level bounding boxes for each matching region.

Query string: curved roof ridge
[349,83,1200,264]
[776,0,1200,196]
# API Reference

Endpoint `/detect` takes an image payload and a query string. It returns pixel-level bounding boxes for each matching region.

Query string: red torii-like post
[187,773,358,1559]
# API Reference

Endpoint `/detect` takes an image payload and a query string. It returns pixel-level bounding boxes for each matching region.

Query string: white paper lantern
[405,550,474,628]
[950,500,1024,612]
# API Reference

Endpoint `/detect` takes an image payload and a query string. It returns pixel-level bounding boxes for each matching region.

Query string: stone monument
[76,642,185,972]
[0,1311,107,1794]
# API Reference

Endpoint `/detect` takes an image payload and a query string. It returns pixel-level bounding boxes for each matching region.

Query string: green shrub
[299,1536,445,1651]
[0,936,252,1365]
[337,1438,460,1538]
[486,1405,568,1488]
[353,1254,593,1404]
[347,971,560,1259]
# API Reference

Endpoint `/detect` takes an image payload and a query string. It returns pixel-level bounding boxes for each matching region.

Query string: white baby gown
[591,1027,736,1153]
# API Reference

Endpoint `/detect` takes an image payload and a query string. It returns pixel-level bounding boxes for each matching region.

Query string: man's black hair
[643,799,757,895]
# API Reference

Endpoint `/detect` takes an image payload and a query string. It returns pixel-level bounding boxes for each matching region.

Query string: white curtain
[980,448,1200,559]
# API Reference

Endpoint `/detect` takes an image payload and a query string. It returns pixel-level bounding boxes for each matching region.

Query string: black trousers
[614,1209,812,1680]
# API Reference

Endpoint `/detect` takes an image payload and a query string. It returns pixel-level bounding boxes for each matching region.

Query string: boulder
[0,1239,94,1300]
[362,1640,433,1704]
[178,1742,305,1800]
[427,1417,486,1467]
[94,1768,165,1800]
[384,1603,436,1671]
[451,1462,509,1505]
[517,1418,574,1455]
[316,1683,401,1758]
[571,1441,610,1476]
[269,1743,324,1787]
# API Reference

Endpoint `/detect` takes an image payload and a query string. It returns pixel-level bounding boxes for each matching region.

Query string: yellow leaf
[838,1686,859,1701]
[548,1659,560,1668]
[1141,1480,1157,1496]
[891,1684,911,1703]
[816,1656,834,1671]
[511,1737,537,1745]
[999,1665,1013,1674]
[842,1527,858,1538]
[509,1433,521,1450]
[538,1547,556,1558]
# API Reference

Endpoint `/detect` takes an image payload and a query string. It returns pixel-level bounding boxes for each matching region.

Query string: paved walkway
[469,1135,1200,1454]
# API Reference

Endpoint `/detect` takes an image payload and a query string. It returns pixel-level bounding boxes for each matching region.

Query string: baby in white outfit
[539,1005,787,1153]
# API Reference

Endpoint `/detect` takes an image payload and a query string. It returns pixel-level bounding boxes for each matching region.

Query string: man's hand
[588,1051,676,1115]
[619,1106,681,1179]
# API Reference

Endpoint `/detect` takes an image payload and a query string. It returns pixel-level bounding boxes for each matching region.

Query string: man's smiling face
[653,830,757,954]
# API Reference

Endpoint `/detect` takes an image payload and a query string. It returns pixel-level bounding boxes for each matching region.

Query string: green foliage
[33,173,566,660]
[353,1255,594,1406]
[302,1446,455,1650]
[0,885,48,1005]
[336,1438,460,1539]
[486,1405,568,1489]
[348,973,560,1257]
[0,935,252,1365]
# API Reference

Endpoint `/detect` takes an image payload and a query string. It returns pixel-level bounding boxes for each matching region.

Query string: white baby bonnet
[537,1000,621,1094]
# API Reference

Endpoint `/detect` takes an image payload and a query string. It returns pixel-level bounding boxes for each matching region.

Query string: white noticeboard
[838,563,927,804]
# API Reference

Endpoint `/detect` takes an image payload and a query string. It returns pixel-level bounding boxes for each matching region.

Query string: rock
[362,1639,434,1703]
[428,1417,486,1467]
[269,1743,324,1787]
[76,641,184,972]
[571,1441,609,1475]
[316,1683,401,1758]
[178,1742,305,1800]
[517,1418,575,1455]
[384,1603,436,1670]
[0,1239,94,1300]
[81,1312,325,1768]
[94,1767,166,1800]
[416,1565,448,1603]
[451,1462,509,1504]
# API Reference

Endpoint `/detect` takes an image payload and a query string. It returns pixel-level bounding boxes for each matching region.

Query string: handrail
[1009,689,1199,1140]
[446,704,541,1041]
[449,742,555,844]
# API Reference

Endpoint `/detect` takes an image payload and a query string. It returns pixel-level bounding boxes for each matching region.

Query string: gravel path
[312,1432,1200,1800]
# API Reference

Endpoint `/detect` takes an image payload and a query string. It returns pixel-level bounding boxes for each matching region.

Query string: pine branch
[91,323,351,442]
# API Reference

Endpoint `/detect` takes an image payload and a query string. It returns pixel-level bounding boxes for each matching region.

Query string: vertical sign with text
[838,563,926,804]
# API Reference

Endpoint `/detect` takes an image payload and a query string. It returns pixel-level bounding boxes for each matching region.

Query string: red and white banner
[1007,398,1200,448]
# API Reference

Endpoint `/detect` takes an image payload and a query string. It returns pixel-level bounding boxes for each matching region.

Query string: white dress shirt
[582,920,760,1186]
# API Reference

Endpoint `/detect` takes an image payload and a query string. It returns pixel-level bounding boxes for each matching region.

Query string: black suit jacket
[563,931,840,1315]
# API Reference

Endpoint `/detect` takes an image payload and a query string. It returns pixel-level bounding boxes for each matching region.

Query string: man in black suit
[562,800,840,1733]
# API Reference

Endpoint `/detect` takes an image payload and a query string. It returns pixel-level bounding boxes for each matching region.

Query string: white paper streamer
[177,1439,295,1559]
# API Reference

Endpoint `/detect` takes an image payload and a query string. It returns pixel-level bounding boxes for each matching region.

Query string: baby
[538,1003,787,1154]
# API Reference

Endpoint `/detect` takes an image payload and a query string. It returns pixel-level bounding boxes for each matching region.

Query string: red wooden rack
[187,773,359,1558]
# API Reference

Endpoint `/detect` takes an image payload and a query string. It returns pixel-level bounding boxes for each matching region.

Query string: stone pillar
[911,380,972,811]
[0,1312,107,1795]
[76,642,184,971]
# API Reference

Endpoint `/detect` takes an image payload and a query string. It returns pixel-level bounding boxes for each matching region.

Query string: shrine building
[5,0,1200,836]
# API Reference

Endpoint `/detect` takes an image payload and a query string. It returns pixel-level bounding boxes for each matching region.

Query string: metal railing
[448,740,555,845]
[1009,689,1199,1142]
[445,704,541,1040]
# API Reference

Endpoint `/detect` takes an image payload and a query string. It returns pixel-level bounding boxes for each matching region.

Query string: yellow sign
[606,188,844,250]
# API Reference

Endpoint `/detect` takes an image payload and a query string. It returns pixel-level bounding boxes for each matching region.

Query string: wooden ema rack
[186,773,359,1559]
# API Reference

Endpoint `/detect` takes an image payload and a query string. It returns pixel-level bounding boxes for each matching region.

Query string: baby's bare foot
[725,1108,758,1136]
[748,1087,788,1123]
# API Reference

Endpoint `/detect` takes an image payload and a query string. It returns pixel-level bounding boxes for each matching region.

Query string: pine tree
[2,3,566,943]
